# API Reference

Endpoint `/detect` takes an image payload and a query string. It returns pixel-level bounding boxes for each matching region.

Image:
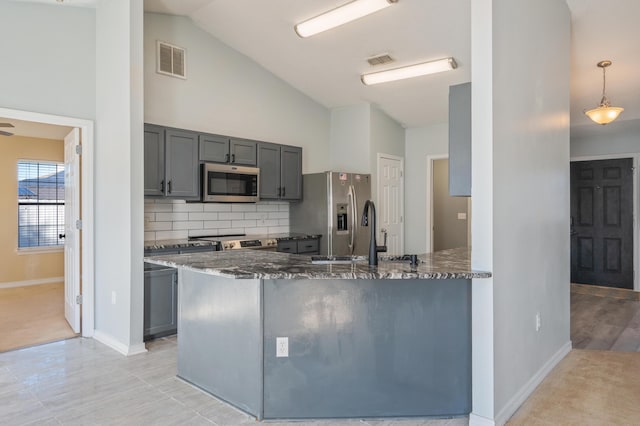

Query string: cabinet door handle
[231,154,235,163]
[277,187,281,197]
[161,180,165,193]
[168,181,172,194]
[225,153,229,162]
[282,187,285,197]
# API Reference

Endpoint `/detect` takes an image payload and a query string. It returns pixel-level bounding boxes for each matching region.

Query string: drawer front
[296,239,319,254]
[277,240,297,253]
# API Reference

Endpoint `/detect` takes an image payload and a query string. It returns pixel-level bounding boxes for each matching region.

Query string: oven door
[203,163,259,202]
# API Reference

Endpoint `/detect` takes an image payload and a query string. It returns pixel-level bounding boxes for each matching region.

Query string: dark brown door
[570,158,633,289]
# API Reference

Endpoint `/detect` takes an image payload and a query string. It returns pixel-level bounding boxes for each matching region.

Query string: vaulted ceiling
[143,0,640,131]
[10,0,640,132]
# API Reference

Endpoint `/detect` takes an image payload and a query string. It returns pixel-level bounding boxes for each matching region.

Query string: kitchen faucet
[361,200,387,266]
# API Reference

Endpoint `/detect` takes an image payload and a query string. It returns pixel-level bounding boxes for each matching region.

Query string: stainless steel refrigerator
[290,172,371,256]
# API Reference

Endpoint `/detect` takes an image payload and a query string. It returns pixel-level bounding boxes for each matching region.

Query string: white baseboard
[93,330,148,356]
[494,341,572,425]
[469,413,496,426]
[0,276,64,289]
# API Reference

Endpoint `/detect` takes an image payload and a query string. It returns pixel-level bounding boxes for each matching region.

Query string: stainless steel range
[189,234,278,251]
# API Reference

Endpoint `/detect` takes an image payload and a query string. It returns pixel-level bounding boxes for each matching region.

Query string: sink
[310,255,368,264]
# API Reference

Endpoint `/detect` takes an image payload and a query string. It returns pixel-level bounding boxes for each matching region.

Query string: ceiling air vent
[157,41,186,79]
[367,54,394,66]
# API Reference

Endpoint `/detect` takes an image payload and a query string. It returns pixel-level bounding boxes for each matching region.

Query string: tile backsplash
[144,199,289,241]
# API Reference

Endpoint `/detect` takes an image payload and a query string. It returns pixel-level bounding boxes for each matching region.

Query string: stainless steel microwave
[202,163,260,202]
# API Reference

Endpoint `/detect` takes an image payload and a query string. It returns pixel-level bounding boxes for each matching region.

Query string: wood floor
[571,283,640,351]
[0,282,77,353]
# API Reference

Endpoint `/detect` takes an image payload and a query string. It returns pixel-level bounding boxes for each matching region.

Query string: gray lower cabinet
[144,244,219,341]
[144,124,200,199]
[277,238,319,254]
[199,135,257,166]
[258,143,302,201]
[144,265,178,340]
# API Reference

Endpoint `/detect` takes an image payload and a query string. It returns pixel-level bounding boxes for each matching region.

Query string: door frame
[0,107,95,336]
[376,153,405,255]
[426,154,473,253]
[570,153,639,291]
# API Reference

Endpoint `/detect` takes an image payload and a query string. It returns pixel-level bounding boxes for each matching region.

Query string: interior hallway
[0,282,76,353]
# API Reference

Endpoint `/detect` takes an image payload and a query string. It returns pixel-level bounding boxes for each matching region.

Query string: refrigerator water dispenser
[336,203,348,234]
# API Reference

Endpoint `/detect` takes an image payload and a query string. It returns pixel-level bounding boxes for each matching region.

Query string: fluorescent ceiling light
[295,0,398,38]
[361,58,458,85]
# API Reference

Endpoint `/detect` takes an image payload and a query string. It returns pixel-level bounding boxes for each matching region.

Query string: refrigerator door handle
[348,184,357,255]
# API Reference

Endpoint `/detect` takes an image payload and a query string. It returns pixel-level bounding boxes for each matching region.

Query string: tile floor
[0,336,467,426]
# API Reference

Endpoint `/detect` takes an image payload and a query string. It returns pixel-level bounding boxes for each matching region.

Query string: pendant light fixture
[584,60,624,125]
[295,0,398,38]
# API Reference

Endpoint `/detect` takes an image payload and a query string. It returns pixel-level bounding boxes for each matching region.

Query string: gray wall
[94,0,145,352]
[571,119,640,158]
[471,0,572,422]
[144,13,331,174]
[0,2,96,119]
[329,104,371,173]
[404,124,448,253]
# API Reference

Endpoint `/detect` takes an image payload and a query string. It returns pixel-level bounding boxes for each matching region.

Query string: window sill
[16,246,64,255]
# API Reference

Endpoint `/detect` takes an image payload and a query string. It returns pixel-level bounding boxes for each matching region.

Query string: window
[18,161,65,249]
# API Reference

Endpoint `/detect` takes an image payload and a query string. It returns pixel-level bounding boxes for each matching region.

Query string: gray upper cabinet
[257,143,302,201]
[144,124,199,199]
[257,142,281,199]
[144,124,165,197]
[230,138,257,166]
[448,82,472,197]
[280,146,302,200]
[199,133,230,163]
[165,129,200,199]
[199,135,257,166]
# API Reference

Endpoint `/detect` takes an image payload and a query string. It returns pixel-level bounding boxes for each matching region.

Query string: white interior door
[64,128,81,333]
[377,154,404,255]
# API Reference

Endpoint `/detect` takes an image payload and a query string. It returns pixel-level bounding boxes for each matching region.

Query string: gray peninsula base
[177,269,471,420]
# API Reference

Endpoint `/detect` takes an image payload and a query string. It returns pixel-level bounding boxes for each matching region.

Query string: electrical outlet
[111,291,116,305]
[276,337,288,357]
[535,312,541,332]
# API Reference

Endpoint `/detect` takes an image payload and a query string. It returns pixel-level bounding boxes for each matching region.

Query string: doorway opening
[570,154,640,352]
[426,155,471,252]
[0,107,94,352]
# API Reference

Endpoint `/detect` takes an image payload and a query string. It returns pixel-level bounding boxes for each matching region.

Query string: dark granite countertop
[144,247,491,280]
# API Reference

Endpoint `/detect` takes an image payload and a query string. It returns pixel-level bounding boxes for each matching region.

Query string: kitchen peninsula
[145,248,490,420]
